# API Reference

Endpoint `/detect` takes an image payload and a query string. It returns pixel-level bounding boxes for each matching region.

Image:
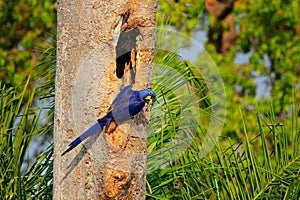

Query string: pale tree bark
[53,0,157,199]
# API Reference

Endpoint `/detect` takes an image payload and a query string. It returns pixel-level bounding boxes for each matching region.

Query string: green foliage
[147,67,300,198]
[0,78,53,199]
[36,37,56,126]
[158,1,300,140]
[235,0,300,115]
[147,9,300,195]
[0,0,56,87]
[157,0,206,34]
[148,50,211,171]
[22,145,53,199]
[0,34,55,199]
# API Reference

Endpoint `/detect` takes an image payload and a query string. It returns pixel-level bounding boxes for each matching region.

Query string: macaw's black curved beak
[145,95,156,105]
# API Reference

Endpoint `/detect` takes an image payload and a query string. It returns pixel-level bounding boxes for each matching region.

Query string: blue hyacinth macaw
[61,85,156,156]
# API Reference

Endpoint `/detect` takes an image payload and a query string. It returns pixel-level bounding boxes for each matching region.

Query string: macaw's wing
[99,85,134,124]
[107,85,134,113]
[111,91,145,123]
[109,98,133,123]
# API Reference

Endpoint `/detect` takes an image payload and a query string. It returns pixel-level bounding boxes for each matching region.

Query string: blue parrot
[61,85,156,156]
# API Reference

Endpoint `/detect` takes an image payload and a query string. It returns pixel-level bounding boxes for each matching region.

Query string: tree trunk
[53,0,157,199]
[206,0,238,54]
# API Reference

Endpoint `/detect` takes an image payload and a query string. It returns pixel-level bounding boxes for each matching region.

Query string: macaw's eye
[148,91,152,95]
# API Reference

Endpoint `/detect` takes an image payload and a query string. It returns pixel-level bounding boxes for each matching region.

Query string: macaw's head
[140,88,157,105]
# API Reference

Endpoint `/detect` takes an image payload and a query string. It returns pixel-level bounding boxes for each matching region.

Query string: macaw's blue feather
[61,85,156,156]
[61,122,105,156]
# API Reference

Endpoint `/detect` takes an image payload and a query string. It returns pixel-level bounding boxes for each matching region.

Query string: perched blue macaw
[61,85,156,156]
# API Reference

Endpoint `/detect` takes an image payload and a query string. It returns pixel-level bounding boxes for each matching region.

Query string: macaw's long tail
[61,122,105,156]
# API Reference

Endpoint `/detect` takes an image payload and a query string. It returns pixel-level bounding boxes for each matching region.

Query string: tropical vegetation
[0,0,299,199]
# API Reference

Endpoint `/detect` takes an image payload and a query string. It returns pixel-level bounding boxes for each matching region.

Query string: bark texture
[54,0,157,199]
